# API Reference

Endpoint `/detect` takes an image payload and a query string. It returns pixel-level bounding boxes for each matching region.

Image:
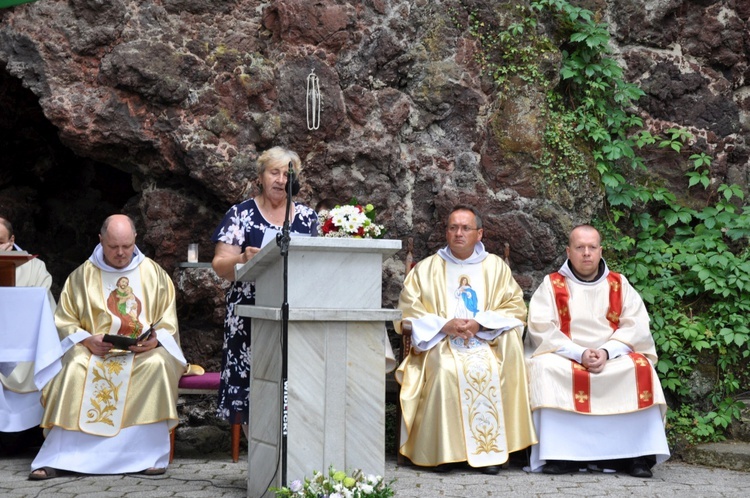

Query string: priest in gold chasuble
[29,215,187,479]
[526,225,669,478]
[394,206,536,475]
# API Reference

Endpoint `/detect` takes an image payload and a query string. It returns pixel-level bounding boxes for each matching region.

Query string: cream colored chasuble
[444,262,507,467]
[78,269,147,436]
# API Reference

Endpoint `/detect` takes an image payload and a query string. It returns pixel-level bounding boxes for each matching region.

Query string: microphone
[287,161,300,196]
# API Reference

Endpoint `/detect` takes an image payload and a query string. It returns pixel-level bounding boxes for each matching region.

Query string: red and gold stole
[549,271,653,412]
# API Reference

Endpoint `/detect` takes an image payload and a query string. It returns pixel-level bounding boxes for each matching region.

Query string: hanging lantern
[306,69,321,131]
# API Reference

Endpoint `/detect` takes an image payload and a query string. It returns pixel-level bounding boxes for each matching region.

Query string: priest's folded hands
[441,318,480,340]
[580,348,608,374]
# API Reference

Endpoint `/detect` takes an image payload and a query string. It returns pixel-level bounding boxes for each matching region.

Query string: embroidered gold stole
[79,353,135,436]
[448,337,507,466]
[444,262,507,465]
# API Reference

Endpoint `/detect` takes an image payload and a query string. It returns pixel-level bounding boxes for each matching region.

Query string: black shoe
[542,460,581,474]
[628,457,653,478]
[432,463,454,473]
[480,465,501,475]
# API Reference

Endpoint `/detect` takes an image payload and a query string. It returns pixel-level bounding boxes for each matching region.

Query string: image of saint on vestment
[106,276,143,337]
[454,275,479,318]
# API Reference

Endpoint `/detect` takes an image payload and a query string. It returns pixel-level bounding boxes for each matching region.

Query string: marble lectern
[235,237,401,498]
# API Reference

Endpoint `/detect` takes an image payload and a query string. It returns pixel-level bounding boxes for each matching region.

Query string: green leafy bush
[458,0,750,444]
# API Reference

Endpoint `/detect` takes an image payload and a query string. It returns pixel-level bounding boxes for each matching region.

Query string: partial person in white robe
[395,205,537,475]
[0,215,55,308]
[28,214,187,480]
[0,216,57,439]
[526,224,670,478]
[15,255,56,309]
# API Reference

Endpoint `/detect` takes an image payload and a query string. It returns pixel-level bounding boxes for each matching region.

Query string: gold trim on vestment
[79,353,135,436]
[448,337,506,466]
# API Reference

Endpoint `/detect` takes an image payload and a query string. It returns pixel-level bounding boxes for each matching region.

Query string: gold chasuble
[40,258,185,435]
[395,253,537,467]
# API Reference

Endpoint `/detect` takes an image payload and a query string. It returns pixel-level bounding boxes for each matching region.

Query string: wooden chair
[393,238,414,465]
[395,322,412,465]
[169,371,242,463]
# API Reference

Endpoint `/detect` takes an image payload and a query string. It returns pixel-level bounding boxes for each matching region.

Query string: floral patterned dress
[211,198,318,424]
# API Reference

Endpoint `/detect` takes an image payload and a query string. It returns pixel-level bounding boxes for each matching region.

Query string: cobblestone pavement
[2,451,749,497]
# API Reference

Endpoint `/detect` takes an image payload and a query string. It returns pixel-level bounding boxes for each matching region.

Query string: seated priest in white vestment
[0,215,56,307]
[394,205,537,475]
[526,224,670,478]
[28,214,187,480]
[0,216,55,308]
[0,216,56,444]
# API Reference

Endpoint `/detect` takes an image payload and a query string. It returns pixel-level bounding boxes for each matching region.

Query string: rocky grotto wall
[1,1,748,448]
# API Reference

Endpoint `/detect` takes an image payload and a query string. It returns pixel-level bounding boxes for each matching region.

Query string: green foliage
[455,1,599,188]
[533,0,750,444]
[603,112,747,441]
[538,99,591,187]
[463,0,750,444]
[464,3,554,93]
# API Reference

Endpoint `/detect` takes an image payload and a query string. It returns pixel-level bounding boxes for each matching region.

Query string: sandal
[142,467,166,476]
[29,467,70,480]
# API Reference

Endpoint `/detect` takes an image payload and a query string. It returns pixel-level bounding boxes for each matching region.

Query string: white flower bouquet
[318,199,385,239]
[271,466,395,498]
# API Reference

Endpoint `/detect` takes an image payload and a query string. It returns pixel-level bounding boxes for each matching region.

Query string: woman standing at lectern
[210,147,318,436]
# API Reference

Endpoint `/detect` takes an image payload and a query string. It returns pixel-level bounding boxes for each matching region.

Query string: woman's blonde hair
[257,146,302,177]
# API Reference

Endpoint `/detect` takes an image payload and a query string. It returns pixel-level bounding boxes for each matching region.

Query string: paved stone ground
[386,459,750,497]
[2,449,749,497]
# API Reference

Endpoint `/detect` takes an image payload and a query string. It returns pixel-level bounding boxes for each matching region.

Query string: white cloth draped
[0,287,63,432]
[31,422,170,474]
[529,407,670,471]
[0,288,62,387]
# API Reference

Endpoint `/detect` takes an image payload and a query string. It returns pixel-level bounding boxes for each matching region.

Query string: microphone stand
[275,162,294,487]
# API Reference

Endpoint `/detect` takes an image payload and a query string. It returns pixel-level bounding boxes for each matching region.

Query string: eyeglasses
[447,225,480,233]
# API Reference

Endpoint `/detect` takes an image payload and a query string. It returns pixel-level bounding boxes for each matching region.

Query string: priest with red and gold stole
[526,225,670,477]
[29,214,186,480]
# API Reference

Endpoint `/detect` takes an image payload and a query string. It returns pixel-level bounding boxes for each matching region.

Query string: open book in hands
[102,317,162,350]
